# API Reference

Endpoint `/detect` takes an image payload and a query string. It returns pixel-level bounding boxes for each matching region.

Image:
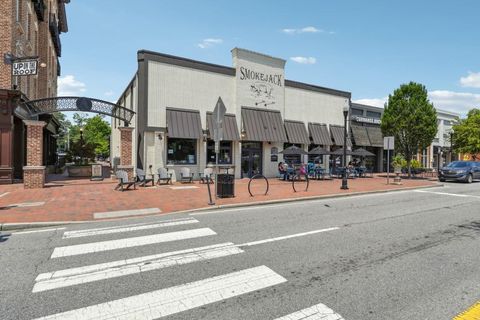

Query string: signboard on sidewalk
[384,136,395,150]
[12,59,38,76]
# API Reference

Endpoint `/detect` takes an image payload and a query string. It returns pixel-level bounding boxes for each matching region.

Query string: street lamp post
[80,128,84,164]
[341,103,349,190]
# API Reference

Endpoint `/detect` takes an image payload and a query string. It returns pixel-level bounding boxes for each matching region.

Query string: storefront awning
[241,107,287,142]
[166,109,203,139]
[206,112,240,141]
[350,124,371,146]
[308,123,333,146]
[366,126,384,147]
[284,120,310,145]
[330,125,352,147]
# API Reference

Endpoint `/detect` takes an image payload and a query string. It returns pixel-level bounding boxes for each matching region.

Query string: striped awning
[206,113,240,141]
[350,124,371,146]
[330,125,352,147]
[166,109,203,139]
[284,120,310,145]
[241,107,287,142]
[366,126,384,147]
[308,123,332,146]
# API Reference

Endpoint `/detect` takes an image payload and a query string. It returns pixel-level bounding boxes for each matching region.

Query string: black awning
[284,120,310,145]
[330,125,352,147]
[308,123,332,146]
[351,124,371,146]
[166,109,203,139]
[241,107,287,142]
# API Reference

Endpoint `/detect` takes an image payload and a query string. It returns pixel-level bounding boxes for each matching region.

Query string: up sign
[12,60,38,76]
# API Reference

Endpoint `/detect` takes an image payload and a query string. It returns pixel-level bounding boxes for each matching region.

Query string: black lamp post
[341,103,349,190]
[79,128,84,164]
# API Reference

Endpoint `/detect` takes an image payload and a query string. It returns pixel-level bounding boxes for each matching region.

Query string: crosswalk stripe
[62,218,199,239]
[50,228,216,258]
[33,242,243,292]
[274,303,345,320]
[93,208,161,219]
[33,265,287,320]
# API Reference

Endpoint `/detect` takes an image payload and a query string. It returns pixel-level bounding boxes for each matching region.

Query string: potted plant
[391,154,405,184]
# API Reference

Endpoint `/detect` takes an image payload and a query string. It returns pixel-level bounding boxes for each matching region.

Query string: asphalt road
[1,182,479,319]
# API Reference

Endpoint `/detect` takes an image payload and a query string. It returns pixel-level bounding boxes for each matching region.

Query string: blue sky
[58,0,480,116]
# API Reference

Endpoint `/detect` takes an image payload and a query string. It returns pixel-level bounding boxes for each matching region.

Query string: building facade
[0,0,68,183]
[113,48,353,179]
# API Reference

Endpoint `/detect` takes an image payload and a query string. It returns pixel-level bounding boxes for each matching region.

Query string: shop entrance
[241,141,263,178]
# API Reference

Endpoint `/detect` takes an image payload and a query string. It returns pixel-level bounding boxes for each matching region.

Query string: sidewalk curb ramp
[0,183,443,232]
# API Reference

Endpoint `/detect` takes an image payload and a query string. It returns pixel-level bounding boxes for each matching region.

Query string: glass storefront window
[166,138,197,165]
[206,140,232,165]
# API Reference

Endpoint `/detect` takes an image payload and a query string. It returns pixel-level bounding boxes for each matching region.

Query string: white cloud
[290,56,316,64]
[460,71,480,88]
[428,90,480,116]
[57,75,86,96]
[282,26,331,34]
[355,91,480,116]
[353,98,387,109]
[197,38,222,49]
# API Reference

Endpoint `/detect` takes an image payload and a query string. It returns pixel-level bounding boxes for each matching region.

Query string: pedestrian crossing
[32,215,343,319]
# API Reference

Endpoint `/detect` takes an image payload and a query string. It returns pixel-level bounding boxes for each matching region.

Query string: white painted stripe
[169,186,199,190]
[238,227,340,247]
[7,201,45,208]
[34,265,286,320]
[414,189,480,198]
[33,242,243,292]
[14,227,66,235]
[0,192,9,198]
[62,218,199,239]
[50,228,216,258]
[274,303,345,320]
[93,207,161,219]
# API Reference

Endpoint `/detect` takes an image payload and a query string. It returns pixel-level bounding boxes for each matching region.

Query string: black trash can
[217,174,235,198]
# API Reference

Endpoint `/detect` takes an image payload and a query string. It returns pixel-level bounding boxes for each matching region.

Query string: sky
[58,0,480,117]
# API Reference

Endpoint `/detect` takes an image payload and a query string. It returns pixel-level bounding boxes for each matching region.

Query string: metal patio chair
[180,167,194,183]
[157,167,173,185]
[199,167,214,184]
[136,168,154,187]
[114,170,136,191]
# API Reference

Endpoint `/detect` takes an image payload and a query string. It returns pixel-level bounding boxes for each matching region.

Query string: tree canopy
[452,108,480,160]
[381,82,438,176]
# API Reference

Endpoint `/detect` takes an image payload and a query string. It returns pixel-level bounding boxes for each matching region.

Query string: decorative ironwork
[20,96,135,125]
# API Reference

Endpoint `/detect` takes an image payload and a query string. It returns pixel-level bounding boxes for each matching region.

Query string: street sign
[12,59,38,76]
[384,136,395,150]
[212,97,226,142]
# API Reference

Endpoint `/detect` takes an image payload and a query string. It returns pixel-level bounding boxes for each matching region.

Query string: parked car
[438,161,480,183]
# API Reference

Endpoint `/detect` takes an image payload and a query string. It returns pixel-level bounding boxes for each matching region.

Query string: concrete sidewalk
[0,175,440,228]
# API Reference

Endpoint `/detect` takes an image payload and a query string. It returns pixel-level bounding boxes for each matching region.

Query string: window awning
[366,126,384,147]
[330,125,352,147]
[308,123,332,146]
[284,120,310,145]
[206,113,240,141]
[166,109,203,139]
[241,107,287,142]
[350,124,371,146]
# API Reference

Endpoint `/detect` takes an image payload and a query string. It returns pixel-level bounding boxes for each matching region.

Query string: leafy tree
[54,112,71,152]
[83,115,111,157]
[381,82,438,177]
[452,108,480,160]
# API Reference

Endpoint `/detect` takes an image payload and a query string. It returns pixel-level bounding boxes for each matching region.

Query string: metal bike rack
[248,174,269,197]
[291,174,309,192]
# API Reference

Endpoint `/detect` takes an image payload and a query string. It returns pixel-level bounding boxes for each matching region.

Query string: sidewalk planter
[393,166,402,185]
[67,165,92,177]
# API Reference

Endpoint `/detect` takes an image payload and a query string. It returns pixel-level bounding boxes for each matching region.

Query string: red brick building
[0,0,69,184]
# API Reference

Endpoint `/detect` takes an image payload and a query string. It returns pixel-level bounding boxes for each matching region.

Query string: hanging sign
[12,59,38,76]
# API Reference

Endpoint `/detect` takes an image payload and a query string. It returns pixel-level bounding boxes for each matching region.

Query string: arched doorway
[14,96,135,188]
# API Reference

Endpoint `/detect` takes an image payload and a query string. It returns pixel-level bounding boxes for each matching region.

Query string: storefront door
[241,142,263,178]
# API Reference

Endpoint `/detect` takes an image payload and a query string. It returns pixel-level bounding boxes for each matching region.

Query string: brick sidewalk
[0,175,438,224]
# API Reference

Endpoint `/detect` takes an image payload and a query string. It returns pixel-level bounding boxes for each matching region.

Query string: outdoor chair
[136,168,154,187]
[157,167,173,185]
[114,170,136,191]
[180,167,194,183]
[199,168,214,184]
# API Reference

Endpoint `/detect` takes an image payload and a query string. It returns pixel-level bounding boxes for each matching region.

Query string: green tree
[54,112,71,152]
[83,115,111,157]
[452,108,480,160]
[381,82,438,177]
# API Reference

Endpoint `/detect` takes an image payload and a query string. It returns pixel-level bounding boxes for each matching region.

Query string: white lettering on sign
[12,60,38,76]
[353,116,381,124]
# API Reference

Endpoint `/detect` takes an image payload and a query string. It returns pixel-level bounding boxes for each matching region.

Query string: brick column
[23,120,46,189]
[117,127,134,180]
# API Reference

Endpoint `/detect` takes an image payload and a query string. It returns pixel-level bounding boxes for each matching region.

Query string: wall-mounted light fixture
[240,128,246,140]
[203,132,208,142]
[157,132,163,140]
